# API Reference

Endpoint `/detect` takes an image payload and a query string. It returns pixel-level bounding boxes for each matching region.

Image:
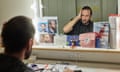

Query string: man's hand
[75,15,81,21]
[78,10,82,17]
[63,10,81,33]
[77,10,82,19]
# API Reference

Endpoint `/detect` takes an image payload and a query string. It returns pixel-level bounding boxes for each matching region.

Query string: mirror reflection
[40,0,117,33]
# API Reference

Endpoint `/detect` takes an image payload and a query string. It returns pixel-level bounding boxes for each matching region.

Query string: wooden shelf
[1,46,120,53]
[32,46,120,53]
[1,46,120,63]
[32,46,120,63]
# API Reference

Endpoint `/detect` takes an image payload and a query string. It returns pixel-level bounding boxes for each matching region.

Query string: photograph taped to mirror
[39,34,54,43]
[43,16,58,34]
[34,17,58,46]
[37,19,48,33]
[48,19,57,34]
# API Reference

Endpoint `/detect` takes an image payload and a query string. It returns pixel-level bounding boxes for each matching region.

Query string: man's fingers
[78,11,81,16]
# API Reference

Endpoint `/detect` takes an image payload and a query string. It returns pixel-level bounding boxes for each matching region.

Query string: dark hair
[1,16,35,53]
[48,20,56,24]
[82,6,92,15]
[40,23,46,26]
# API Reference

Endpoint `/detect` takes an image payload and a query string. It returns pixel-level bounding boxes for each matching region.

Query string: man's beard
[24,48,32,59]
[82,20,89,25]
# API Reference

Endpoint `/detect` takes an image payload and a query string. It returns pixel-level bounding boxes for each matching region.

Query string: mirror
[39,0,118,33]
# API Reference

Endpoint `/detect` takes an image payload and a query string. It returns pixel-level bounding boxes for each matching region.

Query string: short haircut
[1,16,35,53]
[40,23,46,26]
[82,6,92,15]
[48,20,56,24]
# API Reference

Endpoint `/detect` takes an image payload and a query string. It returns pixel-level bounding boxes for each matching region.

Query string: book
[66,35,80,46]
[79,32,96,48]
[94,22,109,48]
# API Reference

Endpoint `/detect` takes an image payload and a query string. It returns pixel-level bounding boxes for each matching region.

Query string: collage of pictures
[35,17,58,44]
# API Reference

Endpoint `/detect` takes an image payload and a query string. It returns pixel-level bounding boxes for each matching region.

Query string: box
[54,35,66,46]
[116,16,120,48]
[109,14,118,30]
[94,22,109,48]
[79,32,96,48]
[109,14,120,49]
[66,35,80,46]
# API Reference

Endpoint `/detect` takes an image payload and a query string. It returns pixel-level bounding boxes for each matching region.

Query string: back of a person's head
[82,6,92,15]
[1,16,35,54]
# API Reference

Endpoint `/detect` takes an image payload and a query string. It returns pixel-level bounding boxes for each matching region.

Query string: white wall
[118,0,120,14]
[0,0,33,30]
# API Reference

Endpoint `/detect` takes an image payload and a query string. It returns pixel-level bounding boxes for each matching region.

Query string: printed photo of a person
[40,34,54,43]
[38,23,48,32]
[48,20,57,33]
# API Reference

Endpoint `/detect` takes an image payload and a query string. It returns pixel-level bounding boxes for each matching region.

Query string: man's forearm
[63,16,80,33]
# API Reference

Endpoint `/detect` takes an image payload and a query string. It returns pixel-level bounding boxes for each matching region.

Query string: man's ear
[25,38,33,51]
